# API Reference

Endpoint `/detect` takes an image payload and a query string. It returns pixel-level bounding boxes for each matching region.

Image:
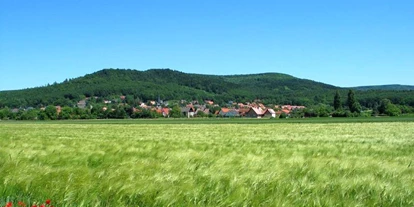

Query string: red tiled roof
[282,109,290,114]
[220,108,230,113]
[251,107,264,115]
[162,108,170,114]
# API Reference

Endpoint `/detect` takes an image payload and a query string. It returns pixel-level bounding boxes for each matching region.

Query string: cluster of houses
[60,97,305,118]
[9,96,305,119]
[179,100,305,118]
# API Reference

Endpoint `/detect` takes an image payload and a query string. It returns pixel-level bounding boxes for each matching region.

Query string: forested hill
[354,84,414,91]
[0,68,413,108]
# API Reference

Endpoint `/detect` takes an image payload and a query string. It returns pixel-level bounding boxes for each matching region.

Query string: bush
[332,110,346,117]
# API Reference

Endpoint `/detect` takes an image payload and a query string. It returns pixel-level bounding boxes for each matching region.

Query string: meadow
[0,121,413,206]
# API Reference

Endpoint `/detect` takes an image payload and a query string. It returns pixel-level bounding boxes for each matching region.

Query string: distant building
[263,109,276,118]
[56,106,62,114]
[77,100,87,109]
[218,108,239,117]
[181,106,195,118]
[245,107,264,118]
[161,108,170,117]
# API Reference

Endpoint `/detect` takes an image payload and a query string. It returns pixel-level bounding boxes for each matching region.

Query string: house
[202,108,210,115]
[195,108,210,116]
[258,103,266,110]
[276,109,290,116]
[218,108,229,116]
[77,100,87,108]
[245,107,264,118]
[292,106,306,110]
[161,108,170,117]
[218,108,239,117]
[263,109,276,118]
[238,108,250,116]
[55,106,62,114]
[181,106,195,118]
[225,109,239,117]
[282,105,293,110]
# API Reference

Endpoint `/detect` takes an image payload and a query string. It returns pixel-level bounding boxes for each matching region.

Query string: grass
[0,122,413,206]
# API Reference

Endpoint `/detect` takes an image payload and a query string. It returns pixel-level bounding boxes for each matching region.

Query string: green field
[1,121,413,206]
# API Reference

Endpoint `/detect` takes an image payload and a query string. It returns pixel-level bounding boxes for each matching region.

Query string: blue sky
[1,0,413,91]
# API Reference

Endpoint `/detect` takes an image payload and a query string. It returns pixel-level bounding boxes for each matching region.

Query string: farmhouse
[181,106,195,118]
[218,108,229,116]
[263,108,276,118]
[245,107,264,118]
[161,108,170,117]
[276,109,290,116]
[77,100,87,108]
[218,108,239,117]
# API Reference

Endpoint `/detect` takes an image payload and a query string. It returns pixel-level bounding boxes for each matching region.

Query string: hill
[0,68,413,108]
[354,84,414,91]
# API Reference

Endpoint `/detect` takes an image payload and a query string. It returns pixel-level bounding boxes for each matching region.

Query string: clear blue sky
[1,0,413,91]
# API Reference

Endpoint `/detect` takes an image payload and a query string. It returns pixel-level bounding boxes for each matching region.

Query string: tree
[20,109,39,120]
[379,99,401,116]
[45,105,58,120]
[38,110,48,120]
[169,105,182,118]
[196,111,207,117]
[0,107,10,120]
[333,90,342,110]
[347,90,361,113]
[59,106,73,120]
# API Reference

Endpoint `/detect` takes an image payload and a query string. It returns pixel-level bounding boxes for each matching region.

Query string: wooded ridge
[0,68,413,108]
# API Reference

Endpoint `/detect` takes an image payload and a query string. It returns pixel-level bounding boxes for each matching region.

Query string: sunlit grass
[1,122,413,206]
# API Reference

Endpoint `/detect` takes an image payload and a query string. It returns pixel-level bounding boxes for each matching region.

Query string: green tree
[347,90,361,113]
[45,105,58,120]
[170,105,182,118]
[315,104,332,117]
[38,110,48,120]
[59,106,73,120]
[0,107,10,120]
[333,90,342,110]
[379,99,401,116]
[20,109,39,120]
[114,106,127,119]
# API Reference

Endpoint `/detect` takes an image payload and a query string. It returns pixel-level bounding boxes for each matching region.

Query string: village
[4,95,306,120]
[75,96,307,119]
[177,100,305,118]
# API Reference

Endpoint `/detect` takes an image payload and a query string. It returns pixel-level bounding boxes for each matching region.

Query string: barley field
[1,121,413,206]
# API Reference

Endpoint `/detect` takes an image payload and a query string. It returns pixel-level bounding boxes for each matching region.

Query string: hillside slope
[354,84,414,91]
[0,68,413,108]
